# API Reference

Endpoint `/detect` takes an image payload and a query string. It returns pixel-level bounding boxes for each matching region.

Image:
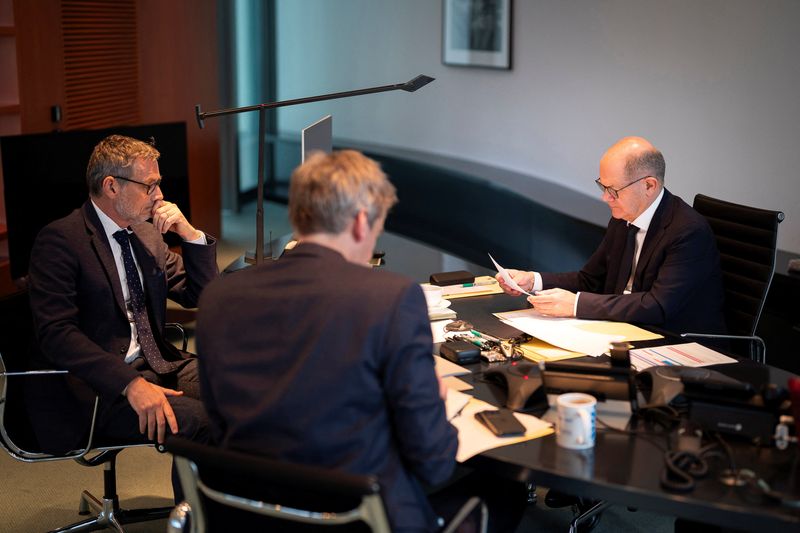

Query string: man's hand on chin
[124,376,183,444]
[151,200,201,241]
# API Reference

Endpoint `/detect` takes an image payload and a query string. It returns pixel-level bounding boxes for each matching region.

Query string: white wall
[275,0,800,253]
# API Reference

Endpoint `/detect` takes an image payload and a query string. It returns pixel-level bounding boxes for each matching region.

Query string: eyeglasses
[114,176,162,195]
[594,175,651,199]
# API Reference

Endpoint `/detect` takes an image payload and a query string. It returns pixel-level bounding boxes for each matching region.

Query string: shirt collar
[631,188,664,231]
[91,199,129,241]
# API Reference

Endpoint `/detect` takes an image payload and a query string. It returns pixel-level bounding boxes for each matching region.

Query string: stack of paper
[438,276,504,299]
[495,308,662,356]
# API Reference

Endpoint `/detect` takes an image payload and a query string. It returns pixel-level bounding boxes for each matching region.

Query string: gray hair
[86,135,160,196]
[289,150,397,235]
[625,148,666,184]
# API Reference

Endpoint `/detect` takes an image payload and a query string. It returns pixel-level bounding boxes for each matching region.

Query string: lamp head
[402,75,435,92]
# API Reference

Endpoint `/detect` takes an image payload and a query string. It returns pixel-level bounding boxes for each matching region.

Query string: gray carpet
[0,202,675,532]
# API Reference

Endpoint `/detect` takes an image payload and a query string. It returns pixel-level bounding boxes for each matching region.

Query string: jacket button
[120,347,127,354]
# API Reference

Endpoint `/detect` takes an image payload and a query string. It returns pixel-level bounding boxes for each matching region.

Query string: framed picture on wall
[442,0,512,69]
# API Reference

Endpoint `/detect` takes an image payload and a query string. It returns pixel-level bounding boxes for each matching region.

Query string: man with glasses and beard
[27,135,216,495]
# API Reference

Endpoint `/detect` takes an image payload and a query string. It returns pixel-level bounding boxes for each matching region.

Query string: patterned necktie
[615,223,639,294]
[112,230,174,374]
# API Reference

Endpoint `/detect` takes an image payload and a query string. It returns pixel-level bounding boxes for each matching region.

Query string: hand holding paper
[489,254,534,296]
[528,288,577,317]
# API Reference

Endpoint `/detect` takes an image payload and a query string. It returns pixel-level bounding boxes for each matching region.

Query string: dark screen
[1,122,190,280]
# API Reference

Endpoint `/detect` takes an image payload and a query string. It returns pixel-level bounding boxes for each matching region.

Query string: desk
[450,293,800,531]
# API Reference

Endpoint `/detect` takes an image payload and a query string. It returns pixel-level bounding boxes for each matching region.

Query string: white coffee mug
[421,284,443,307]
[556,392,597,450]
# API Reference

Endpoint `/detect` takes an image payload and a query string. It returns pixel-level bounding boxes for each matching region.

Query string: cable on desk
[595,416,670,454]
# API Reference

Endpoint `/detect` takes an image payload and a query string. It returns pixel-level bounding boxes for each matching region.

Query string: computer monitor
[301,114,332,162]
[1,122,190,280]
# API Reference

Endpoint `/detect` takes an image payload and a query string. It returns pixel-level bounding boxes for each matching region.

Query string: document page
[629,342,737,371]
[495,308,662,356]
[448,395,553,462]
[489,254,533,296]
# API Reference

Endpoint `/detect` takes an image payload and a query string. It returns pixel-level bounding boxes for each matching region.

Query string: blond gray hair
[289,150,397,235]
[86,135,160,196]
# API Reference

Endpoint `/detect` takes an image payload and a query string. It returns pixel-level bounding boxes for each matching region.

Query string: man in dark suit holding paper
[498,136,725,335]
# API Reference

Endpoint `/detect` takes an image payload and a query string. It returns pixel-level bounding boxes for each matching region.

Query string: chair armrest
[441,496,487,533]
[0,358,101,462]
[680,333,766,364]
[165,323,188,352]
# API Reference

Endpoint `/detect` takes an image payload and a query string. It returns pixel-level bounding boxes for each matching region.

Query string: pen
[456,334,487,348]
[448,399,471,421]
[470,329,500,342]
[462,279,497,287]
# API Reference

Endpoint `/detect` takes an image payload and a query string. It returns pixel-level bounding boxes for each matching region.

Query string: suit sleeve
[380,284,457,487]
[28,225,139,399]
[541,219,616,293]
[575,222,718,325]
[164,235,219,308]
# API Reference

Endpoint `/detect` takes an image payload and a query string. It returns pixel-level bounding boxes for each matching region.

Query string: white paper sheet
[448,395,554,462]
[628,342,737,371]
[496,308,624,356]
[489,253,533,296]
[434,355,471,377]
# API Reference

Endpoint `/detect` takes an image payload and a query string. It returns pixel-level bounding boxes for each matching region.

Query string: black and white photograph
[443,0,512,69]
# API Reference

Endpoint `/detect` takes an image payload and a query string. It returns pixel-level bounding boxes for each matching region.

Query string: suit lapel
[633,189,675,288]
[81,202,128,318]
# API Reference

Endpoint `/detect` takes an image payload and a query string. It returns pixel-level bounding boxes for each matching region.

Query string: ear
[351,210,369,242]
[101,176,118,197]
[644,176,659,195]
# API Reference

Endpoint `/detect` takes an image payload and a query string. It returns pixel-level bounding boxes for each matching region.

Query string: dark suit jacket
[27,200,218,452]
[196,243,457,532]
[541,189,726,334]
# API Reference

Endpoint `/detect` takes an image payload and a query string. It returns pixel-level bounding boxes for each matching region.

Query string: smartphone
[474,409,526,437]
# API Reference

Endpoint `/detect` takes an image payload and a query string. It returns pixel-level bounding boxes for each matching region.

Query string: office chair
[0,289,181,532]
[682,194,784,364]
[165,436,487,533]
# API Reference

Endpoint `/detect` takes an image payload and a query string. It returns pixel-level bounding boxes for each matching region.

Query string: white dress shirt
[91,200,205,363]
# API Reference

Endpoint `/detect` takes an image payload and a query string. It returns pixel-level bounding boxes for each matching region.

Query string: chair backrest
[0,290,41,454]
[692,194,784,337]
[166,436,390,533]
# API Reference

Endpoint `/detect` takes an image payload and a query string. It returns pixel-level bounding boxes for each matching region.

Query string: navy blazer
[541,189,726,334]
[197,243,458,532]
[27,200,218,452]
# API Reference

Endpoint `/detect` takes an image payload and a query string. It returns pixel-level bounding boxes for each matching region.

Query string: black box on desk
[440,340,480,365]
[689,399,778,442]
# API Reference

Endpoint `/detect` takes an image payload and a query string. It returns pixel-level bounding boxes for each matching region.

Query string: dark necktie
[113,230,174,374]
[615,223,639,294]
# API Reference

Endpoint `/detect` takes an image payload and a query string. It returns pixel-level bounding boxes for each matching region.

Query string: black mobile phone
[474,409,526,437]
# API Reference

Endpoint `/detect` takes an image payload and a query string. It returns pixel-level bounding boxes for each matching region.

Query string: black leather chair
[682,194,785,363]
[0,289,178,532]
[165,436,487,533]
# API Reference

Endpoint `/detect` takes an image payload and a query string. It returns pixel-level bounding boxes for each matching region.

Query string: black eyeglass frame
[113,176,162,195]
[594,175,652,199]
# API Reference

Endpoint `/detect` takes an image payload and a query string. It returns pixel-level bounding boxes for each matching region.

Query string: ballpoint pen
[455,334,488,348]
[448,398,471,421]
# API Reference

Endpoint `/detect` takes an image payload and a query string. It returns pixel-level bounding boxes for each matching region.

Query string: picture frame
[442,0,512,70]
